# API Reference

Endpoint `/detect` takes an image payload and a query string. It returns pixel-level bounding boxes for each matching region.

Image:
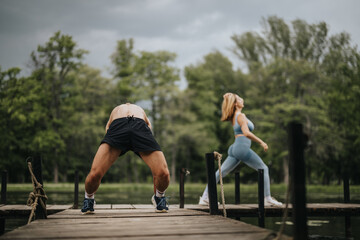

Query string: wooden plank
[112,204,135,209]
[2,203,359,212]
[49,209,208,219]
[0,205,72,217]
[0,205,72,211]
[187,203,360,217]
[0,205,32,211]
[1,210,287,240]
[46,205,73,210]
[1,203,359,218]
[92,204,112,209]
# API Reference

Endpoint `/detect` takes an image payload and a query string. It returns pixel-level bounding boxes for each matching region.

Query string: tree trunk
[283,157,289,184]
[127,156,132,183]
[133,158,139,183]
[53,163,59,183]
[62,173,67,182]
[151,98,156,135]
[170,145,177,183]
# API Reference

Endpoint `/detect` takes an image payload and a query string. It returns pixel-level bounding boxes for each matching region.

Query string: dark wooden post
[288,122,308,240]
[343,174,350,203]
[344,214,352,239]
[1,171,7,204]
[235,172,240,204]
[179,168,185,208]
[206,153,218,215]
[29,156,47,219]
[73,170,79,209]
[0,217,4,235]
[343,174,352,238]
[258,169,265,228]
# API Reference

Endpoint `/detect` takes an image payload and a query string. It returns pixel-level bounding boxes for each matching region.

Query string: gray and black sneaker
[151,195,169,213]
[81,198,95,214]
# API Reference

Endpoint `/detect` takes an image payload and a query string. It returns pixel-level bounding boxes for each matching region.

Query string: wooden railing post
[343,174,350,203]
[73,170,79,209]
[288,122,308,240]
[179,168,190,208]
[179,168,185,208]
[206,153,218,215]
[30,156,47,219]
[235,172,240,204]
[258,169,265,228]
[1,170,7,204]
[343,173,352,238]
[0,217,4,235]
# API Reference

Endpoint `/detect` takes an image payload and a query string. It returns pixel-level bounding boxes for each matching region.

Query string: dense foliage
[1,16,359,184]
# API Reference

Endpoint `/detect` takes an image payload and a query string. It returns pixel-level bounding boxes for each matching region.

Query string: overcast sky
[1,0,359,85]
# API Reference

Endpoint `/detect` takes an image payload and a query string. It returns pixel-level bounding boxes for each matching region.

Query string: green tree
[111,39,182,182]
[322,32,360,183]
[111,38,139,104]
[134,51,180,139]
[60,65,113,181]
[0,68,37,181]
[29,31,88,182]
[230,16,360,184]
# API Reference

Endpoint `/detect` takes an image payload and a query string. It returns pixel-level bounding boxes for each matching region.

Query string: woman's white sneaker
[198,196,209,205]
[264,197,283,207]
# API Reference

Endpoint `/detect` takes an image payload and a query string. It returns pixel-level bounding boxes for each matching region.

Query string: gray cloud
[1,0,359,81]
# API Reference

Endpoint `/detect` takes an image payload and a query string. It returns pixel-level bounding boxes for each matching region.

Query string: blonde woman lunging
[199,93,282,207]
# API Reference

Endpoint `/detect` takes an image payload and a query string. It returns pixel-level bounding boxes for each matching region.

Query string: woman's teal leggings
[202,136,271,198]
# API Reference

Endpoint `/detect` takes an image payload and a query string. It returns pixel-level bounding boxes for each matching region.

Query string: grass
[5,182,360,205]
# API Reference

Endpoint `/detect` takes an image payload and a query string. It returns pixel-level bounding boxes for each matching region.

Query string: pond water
[238,216,359,239]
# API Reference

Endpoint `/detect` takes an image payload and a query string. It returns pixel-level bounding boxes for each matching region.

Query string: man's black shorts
[100,116,161,156]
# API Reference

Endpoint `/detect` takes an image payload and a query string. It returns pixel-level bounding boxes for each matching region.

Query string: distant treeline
[1,16,359,184]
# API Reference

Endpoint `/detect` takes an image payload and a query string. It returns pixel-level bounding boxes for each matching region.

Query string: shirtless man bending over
[81,103,170,213]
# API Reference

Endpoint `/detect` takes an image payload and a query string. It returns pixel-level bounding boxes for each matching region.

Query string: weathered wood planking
[0,207,289,240]
[187,203,360,217]
[0,205,72,217]
[1,203,359,218]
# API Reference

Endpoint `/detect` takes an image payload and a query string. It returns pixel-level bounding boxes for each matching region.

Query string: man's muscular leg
[140,151,170,193]
[85,143,121,195]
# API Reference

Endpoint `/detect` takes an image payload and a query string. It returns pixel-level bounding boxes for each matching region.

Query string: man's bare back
[106,103,151,131]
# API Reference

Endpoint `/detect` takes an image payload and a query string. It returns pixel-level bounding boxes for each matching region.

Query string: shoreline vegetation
[5,183,360,205]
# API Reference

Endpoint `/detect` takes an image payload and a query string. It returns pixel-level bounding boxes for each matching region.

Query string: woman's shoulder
[236,112,246,118]
[235,112,247,123]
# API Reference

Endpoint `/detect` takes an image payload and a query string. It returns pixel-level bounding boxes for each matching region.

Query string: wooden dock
[2,202,359,218]
[0,205,73,217]
[187,203,360,217]
[1,203,360,239]
[0,204,291,240]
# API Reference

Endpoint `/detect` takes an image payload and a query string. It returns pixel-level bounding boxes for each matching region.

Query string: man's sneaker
[151,195,169,213]
[198,196,209,205]
[81,198,95,214]
[264,197,283,207]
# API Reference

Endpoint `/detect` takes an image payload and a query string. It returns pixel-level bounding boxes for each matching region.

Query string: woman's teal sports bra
[233,112,254,135]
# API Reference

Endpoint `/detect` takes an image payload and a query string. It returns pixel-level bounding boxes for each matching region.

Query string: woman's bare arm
[238,114,268,152]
